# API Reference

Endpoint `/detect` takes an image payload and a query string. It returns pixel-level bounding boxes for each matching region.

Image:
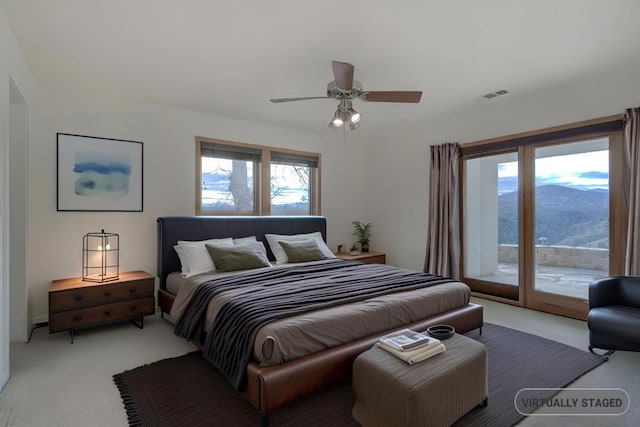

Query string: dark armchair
[587,276,640,355]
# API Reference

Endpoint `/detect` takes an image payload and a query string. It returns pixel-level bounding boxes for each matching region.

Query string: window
[270,151,319,215]
[460,116,625,320]
[196,137,320,216]
[199,141,259,214]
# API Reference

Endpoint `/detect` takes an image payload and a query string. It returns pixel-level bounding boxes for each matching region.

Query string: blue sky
[498,150,609,194]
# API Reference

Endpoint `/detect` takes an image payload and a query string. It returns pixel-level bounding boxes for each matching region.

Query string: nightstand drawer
[358,254,385,264]
[335,251,386,264]
[49,278,153,312]
[49,298,155,333]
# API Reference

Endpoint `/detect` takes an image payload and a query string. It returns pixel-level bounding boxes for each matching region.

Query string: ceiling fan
[270,60,422,130]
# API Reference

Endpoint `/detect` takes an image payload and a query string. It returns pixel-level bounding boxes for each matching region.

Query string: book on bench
[379,328,439,351]
[376,340,446,364]
[377,328,445,364]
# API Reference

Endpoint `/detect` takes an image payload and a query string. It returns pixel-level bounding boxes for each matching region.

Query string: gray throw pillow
[278,239,327,263]
[205,241,271,272]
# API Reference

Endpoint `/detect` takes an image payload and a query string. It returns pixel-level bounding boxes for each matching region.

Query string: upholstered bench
[352,333,487,427]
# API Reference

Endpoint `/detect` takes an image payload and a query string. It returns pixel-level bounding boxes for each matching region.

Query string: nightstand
[49,270,155,343]
[335,251,386,264]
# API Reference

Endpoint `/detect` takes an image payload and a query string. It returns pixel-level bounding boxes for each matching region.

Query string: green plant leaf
[352,220,372,244]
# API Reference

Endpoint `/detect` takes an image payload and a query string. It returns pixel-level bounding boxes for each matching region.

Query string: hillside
[498,185,609,248]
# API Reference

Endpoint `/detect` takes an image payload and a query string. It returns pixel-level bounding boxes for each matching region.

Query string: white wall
[364,141,431,270]
[0,2,33,388]
[9,82,28,342]
[27,90,368,322]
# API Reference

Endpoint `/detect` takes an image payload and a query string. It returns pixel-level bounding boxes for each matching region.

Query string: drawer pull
[104,291,111,297]
[73,315,82,322]
[74,295,83,302]
[129,288,137,294]
[104,310,111,316]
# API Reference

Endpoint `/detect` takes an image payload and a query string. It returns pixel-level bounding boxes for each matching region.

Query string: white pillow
[177,237,234,246]
[233,236,257,245]
[175,237,234,277]
[264,232,335,264]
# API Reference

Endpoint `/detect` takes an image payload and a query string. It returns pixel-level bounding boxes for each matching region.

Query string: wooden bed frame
[156,216,483,419]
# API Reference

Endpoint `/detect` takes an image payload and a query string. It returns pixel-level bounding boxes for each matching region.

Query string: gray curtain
[424,143,460,279]
[624,108,640,276]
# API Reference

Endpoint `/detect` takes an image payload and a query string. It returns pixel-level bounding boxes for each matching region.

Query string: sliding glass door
[533,140,609,297]
[462,125,625,320]
[463,151,520,300]
[526,139,609,317]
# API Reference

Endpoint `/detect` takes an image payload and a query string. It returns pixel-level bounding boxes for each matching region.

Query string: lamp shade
[82,229,119,282]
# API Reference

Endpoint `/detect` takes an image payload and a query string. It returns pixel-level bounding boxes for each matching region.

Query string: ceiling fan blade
[270,96,330,103]
[332,60,354,91]
[361,91,423,103]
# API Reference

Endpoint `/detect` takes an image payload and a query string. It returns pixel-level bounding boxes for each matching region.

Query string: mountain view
[498,184,609,248]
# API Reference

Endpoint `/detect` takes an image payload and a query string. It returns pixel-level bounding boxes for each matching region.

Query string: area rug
[113,323,605,427]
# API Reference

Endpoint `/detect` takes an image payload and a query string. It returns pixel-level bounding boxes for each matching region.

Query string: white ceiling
[4,0,640,142]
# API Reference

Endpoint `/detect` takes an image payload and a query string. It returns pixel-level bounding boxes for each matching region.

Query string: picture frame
[57,133,143,212]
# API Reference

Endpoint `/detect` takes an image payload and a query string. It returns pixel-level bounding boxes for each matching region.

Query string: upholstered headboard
[156,216,327,290]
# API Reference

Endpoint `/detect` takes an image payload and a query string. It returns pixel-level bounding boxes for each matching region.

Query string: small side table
[335,251,386,264]
[49,271,155,343]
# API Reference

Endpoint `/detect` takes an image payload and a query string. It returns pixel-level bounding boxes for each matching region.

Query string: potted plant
[352,221,372,252]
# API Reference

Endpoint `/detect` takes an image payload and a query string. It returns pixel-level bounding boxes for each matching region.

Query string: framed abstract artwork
[57,133,144,211]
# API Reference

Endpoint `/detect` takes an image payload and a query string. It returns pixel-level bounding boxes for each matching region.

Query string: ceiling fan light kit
[270,60,422,131]
[329,109,344,129]
[328,99,360,129]
[347,103,360,124]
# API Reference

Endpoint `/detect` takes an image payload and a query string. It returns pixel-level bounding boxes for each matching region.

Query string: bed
[156,216,483,419]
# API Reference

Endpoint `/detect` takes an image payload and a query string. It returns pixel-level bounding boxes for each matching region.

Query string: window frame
[195,136,321,216]
[459,115,626,319]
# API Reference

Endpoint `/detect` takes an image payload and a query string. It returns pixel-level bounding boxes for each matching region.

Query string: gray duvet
[169,260,470,367]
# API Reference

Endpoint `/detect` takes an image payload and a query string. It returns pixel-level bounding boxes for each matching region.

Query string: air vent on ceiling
[474,89,510,103]
[483,90,509,99]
